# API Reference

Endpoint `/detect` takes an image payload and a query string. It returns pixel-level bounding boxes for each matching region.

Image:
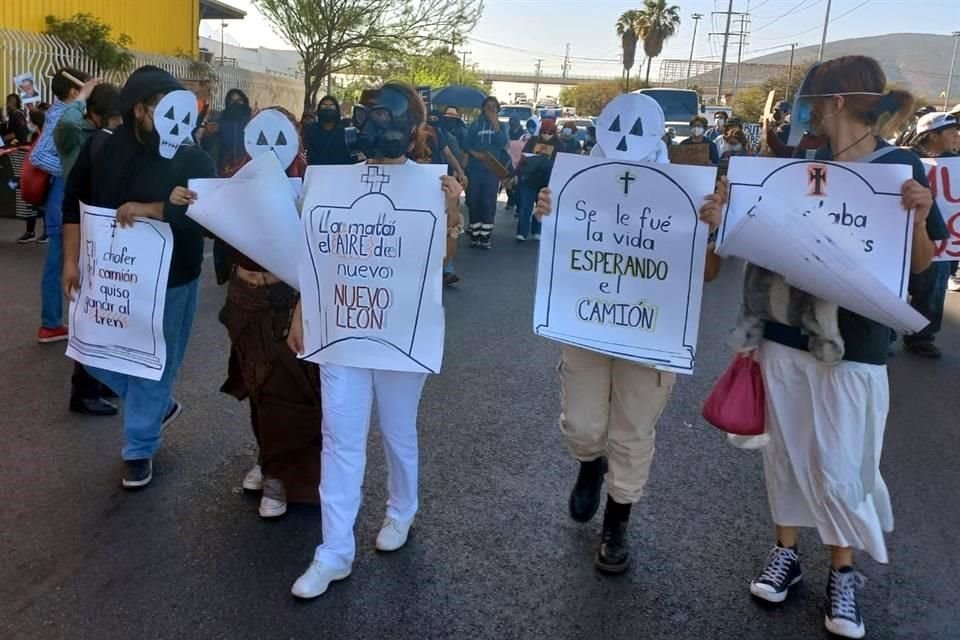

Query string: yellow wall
[1,0,199,56]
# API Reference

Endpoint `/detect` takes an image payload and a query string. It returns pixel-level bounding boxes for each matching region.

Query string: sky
[203,0,960,101]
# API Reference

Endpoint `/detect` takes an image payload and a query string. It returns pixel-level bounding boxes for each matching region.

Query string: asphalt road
[1,210,958,640]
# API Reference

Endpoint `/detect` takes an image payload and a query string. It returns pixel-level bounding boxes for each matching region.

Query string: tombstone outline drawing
[535,160,706,372]
[301,164,441,373]
[67,209,170,373]
[718,159,910,298]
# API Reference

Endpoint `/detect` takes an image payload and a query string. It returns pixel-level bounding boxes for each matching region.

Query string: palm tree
[639,0,681,85]
[616,10,646,92]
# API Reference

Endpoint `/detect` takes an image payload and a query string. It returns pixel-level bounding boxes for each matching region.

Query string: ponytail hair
[807,55,915,136]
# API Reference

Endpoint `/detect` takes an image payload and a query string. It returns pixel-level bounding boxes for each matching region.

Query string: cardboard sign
[922,157,960,261]
[299,162,447,373]
[188,152,301,287]
[719,156,914,299]
[742,123,762,150]
[533,153,717,374]
[720,197,928,333]
[668,143,712,166]
[66,204,173,380]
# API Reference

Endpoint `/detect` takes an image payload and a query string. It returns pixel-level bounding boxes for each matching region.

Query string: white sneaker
[290,561,351,599]
[515,234,526,242]
[242,464,263,491]
[259,496,287,518]
[531,233,541,241]
[949,276,960,293]
[375,516,414,552]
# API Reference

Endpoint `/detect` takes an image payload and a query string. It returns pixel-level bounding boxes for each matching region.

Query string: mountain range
[746,33,959,105]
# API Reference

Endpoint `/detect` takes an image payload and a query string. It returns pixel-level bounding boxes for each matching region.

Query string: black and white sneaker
[750,544,803,603]
[122,458,153,489]
[825,567,866,639]
[161,399,182,432]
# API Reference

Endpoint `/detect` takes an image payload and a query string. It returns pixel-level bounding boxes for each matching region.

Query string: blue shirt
[29,99,70,176]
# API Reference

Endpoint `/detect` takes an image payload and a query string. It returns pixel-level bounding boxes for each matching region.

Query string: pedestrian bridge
[476,69,621,86]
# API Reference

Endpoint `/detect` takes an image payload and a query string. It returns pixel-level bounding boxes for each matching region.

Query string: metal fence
[0,28,303,111]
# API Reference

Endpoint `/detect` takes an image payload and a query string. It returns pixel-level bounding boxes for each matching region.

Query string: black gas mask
[353,86,416,160]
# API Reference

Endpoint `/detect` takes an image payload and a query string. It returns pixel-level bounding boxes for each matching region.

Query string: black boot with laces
[594,496,631,574]
[569,457,607,523]
[824,566,866,639]
[750,542,803,603]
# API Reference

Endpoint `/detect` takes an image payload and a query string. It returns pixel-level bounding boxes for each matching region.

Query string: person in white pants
[285,82,464,600]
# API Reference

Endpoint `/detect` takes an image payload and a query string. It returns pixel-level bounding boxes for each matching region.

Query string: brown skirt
[219,276,322,504]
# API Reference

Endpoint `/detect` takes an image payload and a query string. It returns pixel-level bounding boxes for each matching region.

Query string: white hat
[916,112,958,135]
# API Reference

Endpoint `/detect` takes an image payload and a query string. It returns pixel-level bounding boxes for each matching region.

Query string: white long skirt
[759,339,894,563]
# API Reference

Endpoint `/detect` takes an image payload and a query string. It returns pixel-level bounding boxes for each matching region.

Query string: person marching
[514,118,561,242]
[214,106,324,519]
[200,89,252,177]
[303,95,354,166]
[533,94,727,575]
[679,116,720,165]
[729,56,946,639]
[62,66,216,488]
[463,96,508,249]
[901,111,958,359]
[286,82,463,599]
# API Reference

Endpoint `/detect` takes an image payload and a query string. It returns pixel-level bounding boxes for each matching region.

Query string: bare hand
[115,202,143,228]
[287,302,304,355]
[62,261,80,301]
[901,179,932,227]
[169,186,197,207]
[455,172,469,190]
[699,176,729,232]
[77,78,102,102]
[441,175,463,210]
[534,188,552,220]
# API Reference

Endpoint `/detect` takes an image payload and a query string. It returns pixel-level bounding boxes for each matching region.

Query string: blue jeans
[906,261,950,344]
[443,260,455,275]
[516,184,542,238]
[88,279,200,460]
[40,176,65,329]
[465,163,499,226]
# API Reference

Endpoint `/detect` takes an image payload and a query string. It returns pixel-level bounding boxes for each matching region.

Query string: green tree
[254,0,483,111]
[564,79,643,116]
[639,0,681,85]
[616,10,645,92]
[44,13,133,73]
[733,86,768,123]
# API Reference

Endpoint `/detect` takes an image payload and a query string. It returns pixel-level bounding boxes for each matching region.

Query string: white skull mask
[243,109,299,170]
[153,90,197,159]
[596,93,665,160]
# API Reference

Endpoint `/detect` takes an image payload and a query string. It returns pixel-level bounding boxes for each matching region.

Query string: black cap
[120,65,184,114]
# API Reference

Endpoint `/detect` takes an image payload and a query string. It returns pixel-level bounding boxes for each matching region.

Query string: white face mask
[731,144,743,152]
[716,119,726,127]
[691,126,705,137]
[561,128,573,137]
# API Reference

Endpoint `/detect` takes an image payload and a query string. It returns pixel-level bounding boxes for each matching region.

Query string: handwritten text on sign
[66,203,173,381]
[298,163,446,373]
[922,157,960,262]
[719,157,913,298]
[533,153,716,374]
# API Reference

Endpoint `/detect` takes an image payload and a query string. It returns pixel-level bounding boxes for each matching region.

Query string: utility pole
[562,43,572,78]
[685,13,704,89]
[785,43,798,101]
[457,49,472,84]
[219,20,227,65]
[945,31,960,109]
[733,14,751,96]
[818,0,832,62]
[533,59,543,103]
[711,0,746,103]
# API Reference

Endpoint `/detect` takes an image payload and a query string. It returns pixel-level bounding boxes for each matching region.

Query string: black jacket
[63,125,216,288]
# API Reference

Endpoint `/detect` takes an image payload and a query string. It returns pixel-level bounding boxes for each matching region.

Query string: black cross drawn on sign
[361,165,391,193]
[808,165,827,197]
[619,170,636,195]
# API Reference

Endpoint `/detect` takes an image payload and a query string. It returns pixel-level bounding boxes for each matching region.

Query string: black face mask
[355,87,415,160]
[317,109,339,124]
[222,101,251,122]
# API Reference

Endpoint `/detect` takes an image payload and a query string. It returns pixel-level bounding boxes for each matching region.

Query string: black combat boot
[568,457,607,523]
[594,496,631,574]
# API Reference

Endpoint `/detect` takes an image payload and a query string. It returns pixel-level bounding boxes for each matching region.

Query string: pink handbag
[702,353,765,436]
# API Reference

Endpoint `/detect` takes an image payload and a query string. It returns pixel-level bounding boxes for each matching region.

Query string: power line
[753,0,872,41]
[752,0,822,33]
